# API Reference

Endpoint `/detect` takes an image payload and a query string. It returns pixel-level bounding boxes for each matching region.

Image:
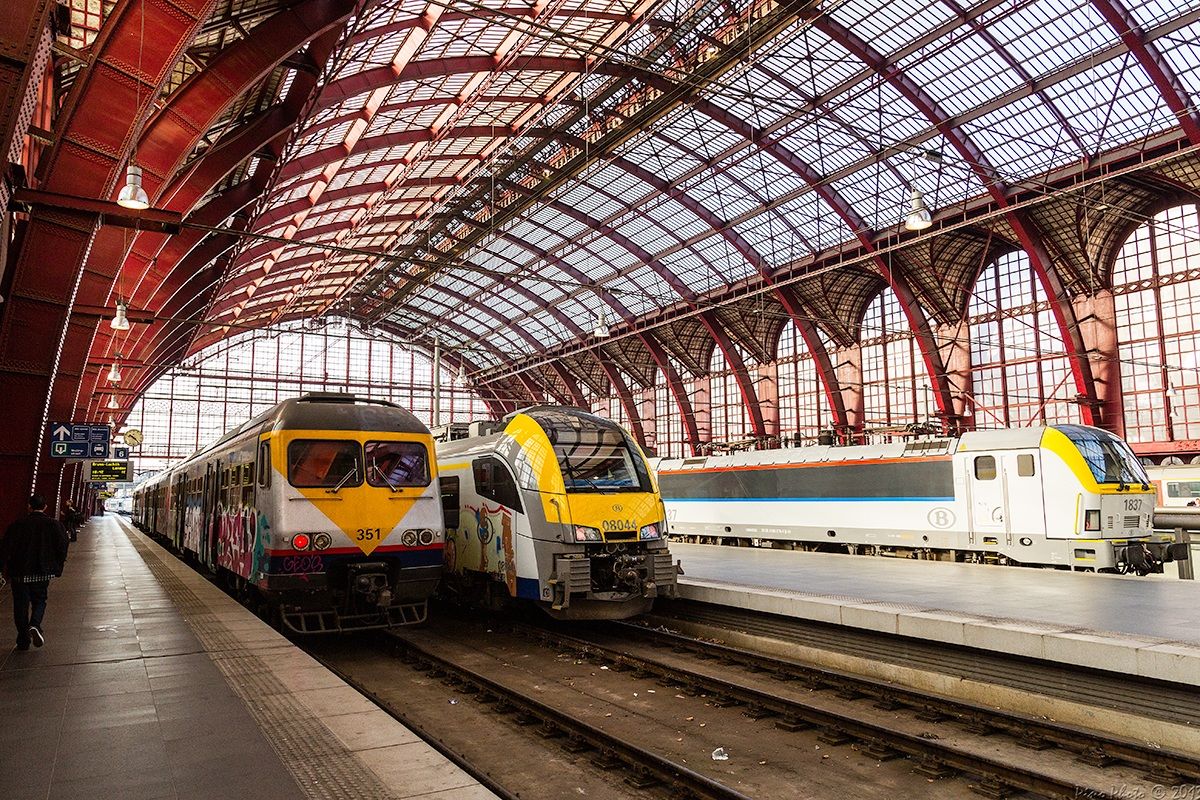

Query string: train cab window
[287,440,362,489]
[974,456,997,480]
[365,441,430,488]
[1017,454,1036,477]
[439,476,460,529]
[257,442,271,488]
[473,456,523,511]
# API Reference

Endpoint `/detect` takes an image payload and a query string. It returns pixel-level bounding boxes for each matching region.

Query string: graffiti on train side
[216,504,257,579]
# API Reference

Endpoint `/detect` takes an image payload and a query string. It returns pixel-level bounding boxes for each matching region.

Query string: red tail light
[291,533,311,550]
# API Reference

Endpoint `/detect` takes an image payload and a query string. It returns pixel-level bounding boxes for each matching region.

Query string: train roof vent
[902,439,951,456]
[682,457,708,467]
[296,392,397,407]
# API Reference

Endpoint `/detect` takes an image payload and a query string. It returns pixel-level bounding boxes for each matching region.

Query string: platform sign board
[113,445,129,459]
[48,422,110,458]
[85,460,131,483]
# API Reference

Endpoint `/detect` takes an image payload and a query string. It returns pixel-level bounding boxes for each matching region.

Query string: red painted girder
[639,332,701,455]
[811,14,1098,424]
[276,123,522,183]
[604,148,849,430]
[1090,0,1200,145]
[0,0,218,516]
[626,70,956,425]
[314,55,587,112]
[0,1,52,215]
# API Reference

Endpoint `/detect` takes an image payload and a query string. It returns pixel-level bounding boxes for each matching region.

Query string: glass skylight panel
[690,236,758,284]
[762,24,861,100]
[777,192,856,251]
[682,172,760,220]
[1129,0,1195,27]
[899,31,1024,118]
[960,92,1082,179]
[1153,19,1200,97]
[732,214,814,265]
[983,0,1112,76]
[659,110,744,163]
[829,0,954,58]
[618,136,699,183]
[1044,58,1168,156]
[829,169,901,233]
[774,116,873,178]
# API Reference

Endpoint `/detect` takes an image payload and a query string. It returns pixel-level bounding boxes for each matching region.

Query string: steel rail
[382,629,755,800]
[514,622,1200,798]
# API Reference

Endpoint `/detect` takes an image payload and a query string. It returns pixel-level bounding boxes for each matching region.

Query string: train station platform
[670,542,1200,685]
[0,514,494,800]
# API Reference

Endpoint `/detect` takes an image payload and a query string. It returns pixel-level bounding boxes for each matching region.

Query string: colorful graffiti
[455,503,517,597]
[216,503,257,578]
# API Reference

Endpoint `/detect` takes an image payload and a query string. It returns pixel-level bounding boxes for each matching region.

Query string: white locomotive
[656,425,1182,575]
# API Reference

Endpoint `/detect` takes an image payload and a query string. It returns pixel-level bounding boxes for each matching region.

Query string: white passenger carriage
[657,425,1182,575]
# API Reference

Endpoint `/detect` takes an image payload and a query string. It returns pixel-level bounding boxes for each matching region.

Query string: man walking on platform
[1,494,69,650]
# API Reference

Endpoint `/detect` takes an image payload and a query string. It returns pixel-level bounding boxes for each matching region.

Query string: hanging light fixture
[593,309,612,339]
[106,396,119,411]
[107,356,123,383]
[117,163,150,210]
[109,299,131,331]
[904,189,933,232]
[455,364,469,387]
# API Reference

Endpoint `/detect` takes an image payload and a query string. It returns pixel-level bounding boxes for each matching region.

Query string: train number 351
[356,527,382,541]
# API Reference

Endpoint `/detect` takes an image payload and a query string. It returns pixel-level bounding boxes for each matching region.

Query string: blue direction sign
[48,422,110,459]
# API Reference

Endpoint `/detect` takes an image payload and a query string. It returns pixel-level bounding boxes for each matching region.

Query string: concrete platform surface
[671,542,1200,683]
[0,514,494,800]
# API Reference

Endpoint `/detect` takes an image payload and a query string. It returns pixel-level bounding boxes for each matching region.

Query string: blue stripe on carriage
[516,577,541,600]
[665,496,956,503]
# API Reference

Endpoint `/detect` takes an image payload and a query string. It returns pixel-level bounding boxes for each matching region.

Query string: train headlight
[313,533,332,550]
[574,525,602,542]
[401,529,419,546]
[639,522,661,540]
[1084,509,1101,532]
[418,529,435,545]
[291,533,311,551]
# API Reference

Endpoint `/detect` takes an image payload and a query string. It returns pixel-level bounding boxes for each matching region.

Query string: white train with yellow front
[656,425,1182,575]
[436,406,678,619]
[133,393,444,632]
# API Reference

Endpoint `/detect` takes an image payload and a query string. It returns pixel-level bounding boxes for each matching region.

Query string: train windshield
[365,441,430,488]
[287,440,362,489]
[1055,425,1150,487]
[531,410,652,493]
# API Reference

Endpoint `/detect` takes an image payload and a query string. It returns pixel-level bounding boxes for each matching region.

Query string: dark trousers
[12,580,50,644]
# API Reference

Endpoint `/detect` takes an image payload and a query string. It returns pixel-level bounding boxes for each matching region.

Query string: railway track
[509,619,1200,799]
[380,628,755,800]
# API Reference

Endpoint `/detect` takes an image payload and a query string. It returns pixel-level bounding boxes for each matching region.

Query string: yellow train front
[436,406,679,620]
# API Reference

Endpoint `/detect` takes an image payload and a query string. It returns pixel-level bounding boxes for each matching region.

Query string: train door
[1000,451,1045,543]
[173,475,187,549]
[967,453,1007,543]
[201,463,219,569]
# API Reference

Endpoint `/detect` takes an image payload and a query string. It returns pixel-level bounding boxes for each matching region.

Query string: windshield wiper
[561,453,601,492]
[372,463,398,493]
[326,466,358,494]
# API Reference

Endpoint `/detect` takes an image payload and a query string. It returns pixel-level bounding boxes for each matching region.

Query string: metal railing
[1154,507,1200,580]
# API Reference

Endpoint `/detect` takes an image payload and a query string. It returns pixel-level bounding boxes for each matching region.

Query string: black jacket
[1,511,69,579]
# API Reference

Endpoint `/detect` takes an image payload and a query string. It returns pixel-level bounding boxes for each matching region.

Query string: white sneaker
[29,627,44,648]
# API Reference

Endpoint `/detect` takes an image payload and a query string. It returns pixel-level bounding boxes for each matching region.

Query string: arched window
[776,320,827,445]
[708,346,751,444]
[652,372,686,457]
[967,251,1079,427]
[1113,204,1200,444]
[860,289,922,429]
[125,319,489,472]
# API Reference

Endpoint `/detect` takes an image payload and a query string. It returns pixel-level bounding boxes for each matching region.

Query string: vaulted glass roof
[193,0,1200,380]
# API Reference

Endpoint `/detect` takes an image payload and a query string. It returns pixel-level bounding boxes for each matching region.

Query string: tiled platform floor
[0,514,493,800]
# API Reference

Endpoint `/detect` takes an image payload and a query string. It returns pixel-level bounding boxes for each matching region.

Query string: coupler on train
[545,544,680,620]
[1114,540,1189,576]
[272,561,442,633]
